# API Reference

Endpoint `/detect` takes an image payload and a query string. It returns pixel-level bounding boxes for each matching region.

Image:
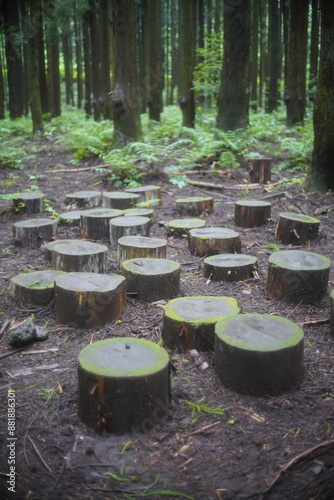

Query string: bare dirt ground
[0,135,334,500]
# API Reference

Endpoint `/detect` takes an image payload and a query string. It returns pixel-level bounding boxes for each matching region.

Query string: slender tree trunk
[74,14,83,108]
[88,0,101,121]
[309,0,319,94]
[100,0,112,119]
[0,47,4,120]
[250,0,259,110]
[266,0,281,112]
[45,0,61,117]
[169,0,178,105]
[36,0,49,114]
[214,0,222,34]
[62,28,74,106]
[27,0,44,133]
[82,11,92,117]
[281,0,289,101]
[259,0,268,108]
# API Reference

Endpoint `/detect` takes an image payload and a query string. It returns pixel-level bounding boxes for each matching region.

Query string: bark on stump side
[10,270,65,306]
[267,250,330,304]
[275,212,320,245]
[44,239,82,261]
[204,254,258,282]
[214,314,304,396]
[78,337,171,434]
[167,218,206,237]
[50,241,108,273]
[175,196,214,216]
[121,258,181,301]
[109,216,151,250]
[65,190,102,208]
[248,158,272,183]
[330,290,334,338]
[162,296,241,352]
[55,272,126,328]
[189,227,242,256]
[13,219,58,248]
[125,185,162,207]
[80,208,124,240]
[234,200,272,228]
[12,192,45,213]
[118,236,167,266]
[58,211,82,226]
[123,208,154,219]
[102,191,140,210]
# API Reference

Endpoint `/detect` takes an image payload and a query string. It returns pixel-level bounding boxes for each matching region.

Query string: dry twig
[27,435,53,473]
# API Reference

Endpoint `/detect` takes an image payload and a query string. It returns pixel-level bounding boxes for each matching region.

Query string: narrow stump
[189,227,242,256]
[234,200,271,228]
[248,158,272,184]
[78,338,170,434]
[110,216,151,250]
[80,208,124,239]
[55,272,126,328]
[12,192,45,213]
[214,314,304,396]
[10,270,65,306]
[175,196,214,216]
[204,254,258,282]
[51,240,108,273]
[118,235,167,265]
[102,191,140,210]
[121,258,181,301]
[162,296,241,352]
[275,212,320,245]
[267,250,330,304]
[167,218,206,237]
[13,218,57,248]
[125,185,162,207]
[65,190,102,208]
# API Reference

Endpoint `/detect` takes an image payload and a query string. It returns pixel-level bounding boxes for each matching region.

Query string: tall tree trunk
[100,0,112,119]
[82,11,92,116]
[281,0,289,101]
[88,0,101,121]
[36,0,49,114]
[266,0,281,112]
[45,0,61,117]
[309,0,319,94]
[74,14,83,109]
[285,0,309,126]
[217,0,251,130]
[250,0,259,110]
[0,33,5,119]
[169,0,178,105]
[214,0,222,34]
[62,28,74,106]
[259,0,268,108]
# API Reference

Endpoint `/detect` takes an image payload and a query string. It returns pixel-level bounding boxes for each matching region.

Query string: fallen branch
[27,435,53,473]
[0,347,26,359]
[300,318,330,327]
[48,164,110,173]
[186,179,224,190]
[182,420,221,438]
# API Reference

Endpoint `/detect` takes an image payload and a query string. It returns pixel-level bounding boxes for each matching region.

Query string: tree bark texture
[178,0,196,127]
[27,0,44,134]
[266,0,281,112]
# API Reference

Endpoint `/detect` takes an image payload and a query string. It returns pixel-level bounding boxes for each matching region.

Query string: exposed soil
[0,135,334,500]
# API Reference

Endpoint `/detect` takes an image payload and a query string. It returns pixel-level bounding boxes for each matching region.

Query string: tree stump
[330,290,334,338]
[102,191,140,210]
[125,185,162,207]
[118,235,167,265]
[275,212,320,245]
[65,190,102,208]
[167,218,206,237]
[204,254,258,282]
[234,200,271,228]
[58,210,82,226]
[188,227,242,256]
[109,216,151,250]
[80,208,124,240]
[121,258,181,301]
[162,296,241,352]
[50,241,108,273]
[55,272,126,328]
[248,158,272,184]
[12,192,45,213]
[175,196,214,216]
[267,250,331,304]
[78,337,170,433]
[214,314,304,396]
[44,239,82,261]
[13,218,58,248]
[10,270,65,306]
[123,208,154,219]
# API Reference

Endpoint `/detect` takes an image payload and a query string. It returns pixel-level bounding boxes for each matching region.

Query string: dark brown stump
[275,212,320,245]
[175,196,214,216]
[51,241,108,273]
[248,158,272,184]
[215,314,304,396]
[118,235,167,265]
[12,192,45,213]
[121,258,181,301]
[167,218,206,237]
[330,290,334,338]
[189,227,242,256]
[78,337,170,433]
[125,185,162,207]
[80,208,124,239]
[55,272,126,328]
[102,191,140,210]
[13,218,58,248]
[109,216,151,250]
[204,254,258,282]
[267,250,330,304]
[162,296,241,352]
[65,190,102,208]
[58,211,82,226]
[234,200,272,228]
[10,270,65,306]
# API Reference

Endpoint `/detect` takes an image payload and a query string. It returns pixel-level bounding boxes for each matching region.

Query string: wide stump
[55,272,126,328]
[102,191,140,210]
[78,338,171,434]
[267,250,330,304]
[109,216,151,250]
[189,227,242,256]
[275,212,320,245]
[50,240,108,273]
[121,258,181,301]
[10,270,65,306]
[214,314,304,396]
[234,200,271,228]
[80,208,124,239]
[44,239,81,261]
[12,192,45,213]
[175,196,214,216]
[117,235,167,265]
[125,185,162,207]
[248,158,272,184]
[167,218,206,237]
[204,254,258,282]
[65,190,102,208]
[13,218,57,248]
[162,296,241,352]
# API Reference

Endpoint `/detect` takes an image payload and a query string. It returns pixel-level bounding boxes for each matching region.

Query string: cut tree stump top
[11,269,64,289]
[51,240,108,257]
[102,191,140,208]
[58,211,82,225]
[277,212,320,224]
[118,235,166,249]
[204,253,257,268]
[44,239,82,260]
[123,208,154,218]
[55,271,125,293]
[164,296,241,325]
[122,258,180,276]
[167,218,206,233]
[81,208,124,219]
[109,215,150,227]
[65,190,102,207]
[269,250,331,271]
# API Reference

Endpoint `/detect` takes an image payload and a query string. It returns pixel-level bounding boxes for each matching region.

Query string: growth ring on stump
[125,185,162,207]
[65,190,102,208]
[118,235,167,265]
[267,250,330,304]
[189,227,241,256]
[248,158,272,184]
[234,200,271,228]
[50,240,108,273]
[275,212,320,245]
[167,218,206,237]
[175,196,213,216]
[121,258,180,301]
[78,337,170,434]
[13,218,57,248]
[10,270,65,306]
[162,296,241,352]
[102,191,140,210]
[12,192,45,213]
[80,208,124,240]
[109,216,151,250]
[204,254,258,282]
[55,272,126,328]
[214,314,304,396]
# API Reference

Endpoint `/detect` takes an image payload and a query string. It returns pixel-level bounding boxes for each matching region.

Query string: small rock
[8,322,37,347]
[200,361,209,370]
[35,326,48,341]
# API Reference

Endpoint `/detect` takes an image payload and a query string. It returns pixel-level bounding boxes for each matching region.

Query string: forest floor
[0,134,334,500]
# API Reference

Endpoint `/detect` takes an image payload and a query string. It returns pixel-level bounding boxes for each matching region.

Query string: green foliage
[183,397,229,423]
[194,33,223,101]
